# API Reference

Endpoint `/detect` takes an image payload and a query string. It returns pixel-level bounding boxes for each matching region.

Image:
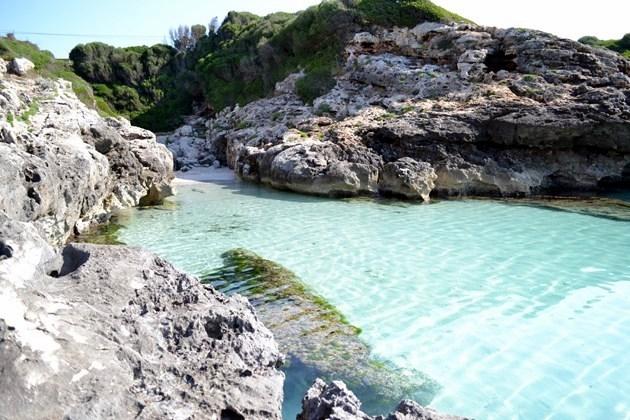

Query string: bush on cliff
[579,33,630,58]
[357,0,469,27]
[69,42,192,130]
[0,37,105,114]
[62,0,467,130]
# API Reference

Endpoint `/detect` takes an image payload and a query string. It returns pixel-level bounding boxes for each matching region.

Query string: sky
[1,0,629,58]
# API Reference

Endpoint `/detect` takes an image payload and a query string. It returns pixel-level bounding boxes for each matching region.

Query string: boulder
[297,379,467,420]
[379,158,437,201]
[8,57,34,76]
[0,217,284,420]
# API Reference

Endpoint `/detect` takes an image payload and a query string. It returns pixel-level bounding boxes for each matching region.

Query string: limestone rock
[162,23,630,200]
[379,158,437,201]
[0,75,173,244]
[183,23,630,198]
[275,71,305,96]
[8,57,34,76]
[298,379,467,420]
[0,58,7,76]
[0,217,284,420]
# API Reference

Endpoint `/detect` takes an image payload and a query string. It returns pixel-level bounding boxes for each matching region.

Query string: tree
[169,25,194,51]
[191,24,207,42]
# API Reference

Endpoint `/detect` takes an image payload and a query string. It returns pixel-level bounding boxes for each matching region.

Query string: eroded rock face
[0,74,173,244]
[298,379,467,420]
[0,70,286,419]
[0,217,284,420]
[379,158,437,201]
[167,23,630,199]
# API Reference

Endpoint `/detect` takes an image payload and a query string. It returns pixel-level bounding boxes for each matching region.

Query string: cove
[114,174,630,419]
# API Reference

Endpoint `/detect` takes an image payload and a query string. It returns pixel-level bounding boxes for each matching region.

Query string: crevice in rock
[204,319,224,340]
[24,166,41,183]
[485,49,518,72]
[0,241,13,260]
[27,187,41,205]
[220,408,245,420]
[49,245,90,277]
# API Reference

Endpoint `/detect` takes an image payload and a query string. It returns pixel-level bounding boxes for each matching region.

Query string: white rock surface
[8,57,35,76]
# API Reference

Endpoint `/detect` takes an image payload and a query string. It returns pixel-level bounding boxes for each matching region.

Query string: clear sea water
[116,178,630,420]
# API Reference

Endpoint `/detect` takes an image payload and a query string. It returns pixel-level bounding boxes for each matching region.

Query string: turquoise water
[117,179,630,420]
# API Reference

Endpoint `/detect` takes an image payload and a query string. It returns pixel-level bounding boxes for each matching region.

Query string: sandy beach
[172,166,236,185]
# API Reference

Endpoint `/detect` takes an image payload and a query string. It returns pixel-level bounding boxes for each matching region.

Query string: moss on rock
[202,248,441,413]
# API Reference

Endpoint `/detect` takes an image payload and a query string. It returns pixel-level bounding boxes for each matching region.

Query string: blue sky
[2,0,629,58]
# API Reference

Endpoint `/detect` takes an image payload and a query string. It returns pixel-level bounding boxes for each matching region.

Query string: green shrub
[356,0,469,27]
[19,101,39,122]
[0,37,54,69]
[579,33,630,58]
[316,102,333,115]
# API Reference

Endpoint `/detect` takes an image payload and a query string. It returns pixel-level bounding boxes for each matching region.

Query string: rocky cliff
[0,60,286,419]
[0,58,173,244]
[165,23,630,200]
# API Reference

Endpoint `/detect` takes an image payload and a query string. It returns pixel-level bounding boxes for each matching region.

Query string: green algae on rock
[201,248,440,414]
[71,221,126,245]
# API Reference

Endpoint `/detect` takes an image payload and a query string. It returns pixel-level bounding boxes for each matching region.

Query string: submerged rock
[496,195,630,222]
[203,249,441,414]
[298,379,467,420]
[0,218,284,419]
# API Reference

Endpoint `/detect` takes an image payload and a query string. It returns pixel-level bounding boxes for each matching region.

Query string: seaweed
[201,248,440,414]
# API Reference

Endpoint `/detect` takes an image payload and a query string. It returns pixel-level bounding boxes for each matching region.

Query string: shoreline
[172,166,236,185]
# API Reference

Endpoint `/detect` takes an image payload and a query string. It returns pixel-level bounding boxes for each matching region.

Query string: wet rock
[0,218,284,420]
[7,57,34,76]
[298,379,466,420]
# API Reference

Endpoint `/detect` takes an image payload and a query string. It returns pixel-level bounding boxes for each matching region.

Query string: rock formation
[165,23,630,200]
[298,379,467,420]
[0,217,284,419]
[0,65,285,419]
[0,69,173,244]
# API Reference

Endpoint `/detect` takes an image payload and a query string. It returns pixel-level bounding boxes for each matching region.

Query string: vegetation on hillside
[579,34,630,59]
[5,0,468,132]
[0,36,112,115]
[194,0,468,109]
[69,42,195,130]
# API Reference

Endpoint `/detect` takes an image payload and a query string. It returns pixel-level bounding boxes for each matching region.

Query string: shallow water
[116,178,630,420]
